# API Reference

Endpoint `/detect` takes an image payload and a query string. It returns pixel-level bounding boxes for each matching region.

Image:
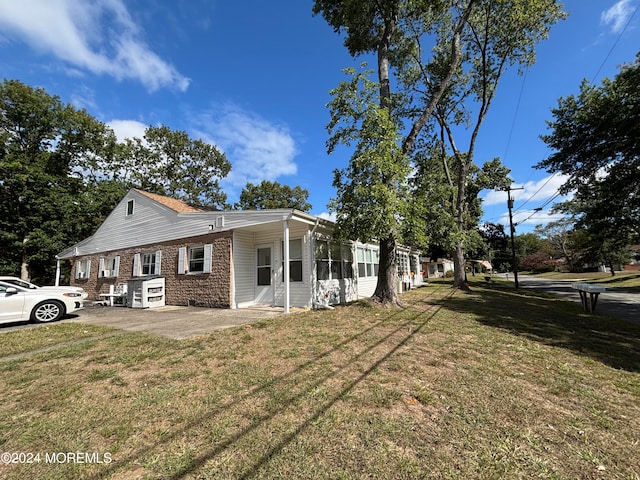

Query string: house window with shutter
[133,251,162,276]
[99,256,120,278]
[178,245,212,274]
[75,259,91,279]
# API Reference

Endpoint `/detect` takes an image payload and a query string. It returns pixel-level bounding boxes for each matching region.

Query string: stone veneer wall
[70,231,233,308]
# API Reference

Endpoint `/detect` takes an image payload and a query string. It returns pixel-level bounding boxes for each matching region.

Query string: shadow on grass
[444,281,640,372]
[86,294,451,480]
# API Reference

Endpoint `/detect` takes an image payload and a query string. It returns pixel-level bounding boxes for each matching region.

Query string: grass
[0,281,639,479]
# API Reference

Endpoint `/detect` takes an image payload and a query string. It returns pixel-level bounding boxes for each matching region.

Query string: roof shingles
[135,189,205,213]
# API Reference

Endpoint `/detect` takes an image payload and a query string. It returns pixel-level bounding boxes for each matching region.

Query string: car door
[0,284,27,323]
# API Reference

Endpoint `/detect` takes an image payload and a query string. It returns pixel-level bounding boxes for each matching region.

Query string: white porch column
[55,258,61,286]
[283,219,290,314]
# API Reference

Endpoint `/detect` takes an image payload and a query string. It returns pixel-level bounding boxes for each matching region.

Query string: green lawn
[1,281,638,479]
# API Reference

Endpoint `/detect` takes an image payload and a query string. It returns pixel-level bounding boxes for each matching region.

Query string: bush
[520,251,556,273]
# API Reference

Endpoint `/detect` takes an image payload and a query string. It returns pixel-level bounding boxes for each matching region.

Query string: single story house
[56,189,424,311]
[421,257,454,278]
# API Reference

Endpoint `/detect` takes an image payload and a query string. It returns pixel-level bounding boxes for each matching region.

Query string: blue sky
[1,0,638,234]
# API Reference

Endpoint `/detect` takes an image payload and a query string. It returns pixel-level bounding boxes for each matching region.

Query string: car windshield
[2,278,37,289]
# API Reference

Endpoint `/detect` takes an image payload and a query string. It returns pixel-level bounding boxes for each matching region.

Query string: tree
[537,53,640,239]
[113,125,231,209]
[421,0,565,288]
[534,218,581,272]
[0,80,118,283]
[235,180,312,211]
[315,0,479,304]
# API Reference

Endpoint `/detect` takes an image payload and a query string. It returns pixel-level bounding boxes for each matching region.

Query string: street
[510,273,640,325]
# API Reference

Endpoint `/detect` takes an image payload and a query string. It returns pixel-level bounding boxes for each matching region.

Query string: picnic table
[571,283,606,313]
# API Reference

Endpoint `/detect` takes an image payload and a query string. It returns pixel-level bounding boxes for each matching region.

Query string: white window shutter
[98,258,105,277]
[113,256,120,277]
[178,247,187,274]
[155,250,162,275]
[85,259,91,278]
[133,253,140,276]
[203,244,212,273]
[75,261,81,279]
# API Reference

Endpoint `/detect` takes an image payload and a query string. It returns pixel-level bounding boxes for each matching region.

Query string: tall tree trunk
[373,234,399,304]
[371,11,400,305]
[452,240,466,288]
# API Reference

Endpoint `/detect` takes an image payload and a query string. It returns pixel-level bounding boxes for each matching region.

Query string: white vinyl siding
[232,231,256,308]
[178,244,212,274]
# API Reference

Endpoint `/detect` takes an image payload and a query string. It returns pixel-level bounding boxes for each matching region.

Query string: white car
[0,281,84,324]
[0,276,88,300]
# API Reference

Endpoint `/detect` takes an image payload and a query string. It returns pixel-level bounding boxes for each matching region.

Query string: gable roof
[56,189,333,259]
[134,189,206,213]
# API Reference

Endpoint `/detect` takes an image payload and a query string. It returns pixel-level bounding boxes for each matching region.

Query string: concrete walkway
[514,274,640,325]
[65,304,285,339]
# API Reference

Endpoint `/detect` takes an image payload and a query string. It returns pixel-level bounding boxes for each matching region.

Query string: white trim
[283,220,290,314]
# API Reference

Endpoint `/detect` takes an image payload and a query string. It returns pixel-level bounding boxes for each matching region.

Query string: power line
[502,4,638,217]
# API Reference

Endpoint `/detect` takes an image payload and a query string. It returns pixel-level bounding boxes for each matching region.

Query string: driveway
[64,304,285,339]
[515,274,640,325]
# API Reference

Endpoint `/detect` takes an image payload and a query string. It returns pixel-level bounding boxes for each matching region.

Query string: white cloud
[0,0,189,92]
[482,174,570,207]
[108,119,148,142]
[192,105,299,195]
[601,0,635,34]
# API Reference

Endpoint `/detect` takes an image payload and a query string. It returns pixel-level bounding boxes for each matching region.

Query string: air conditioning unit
[78,272,87,279]
[102,270,111,277]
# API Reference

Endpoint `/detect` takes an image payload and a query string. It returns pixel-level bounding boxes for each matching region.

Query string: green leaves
[235,181,312,211]
[539,53,640,245]
[0,80,233,281]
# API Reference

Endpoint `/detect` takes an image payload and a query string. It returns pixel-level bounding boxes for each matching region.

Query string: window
[330,242,342,279]
[396,252,409,276]
[341,244,354,279]
[315,240,330,281]
[133,251,161,276]
[99,256,120,278]
[75,259,91,279]
[282,238,303,282]
[126,199,134,216]
[357,247,379,278]
[178,245,212,274]
[142,253,157,275]
[315,241,353,280]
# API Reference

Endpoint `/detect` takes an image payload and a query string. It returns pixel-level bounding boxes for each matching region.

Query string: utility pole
[502,185,523,289]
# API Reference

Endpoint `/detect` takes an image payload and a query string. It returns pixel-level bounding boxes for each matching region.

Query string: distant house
[56,189,424,311]
[421,258,454,278]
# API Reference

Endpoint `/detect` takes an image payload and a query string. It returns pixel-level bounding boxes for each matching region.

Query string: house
[421,257,454,278]
[56,189,424,311]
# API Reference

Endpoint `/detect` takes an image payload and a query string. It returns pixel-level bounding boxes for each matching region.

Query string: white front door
[255,245,273,305]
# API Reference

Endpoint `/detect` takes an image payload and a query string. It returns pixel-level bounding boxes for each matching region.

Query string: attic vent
[215,216,224,228]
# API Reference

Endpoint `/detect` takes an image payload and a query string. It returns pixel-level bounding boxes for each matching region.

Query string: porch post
[283,219,290,313]
[55,258,61,286]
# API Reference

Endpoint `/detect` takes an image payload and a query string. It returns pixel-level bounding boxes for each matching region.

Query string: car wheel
[31,301,65,323]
